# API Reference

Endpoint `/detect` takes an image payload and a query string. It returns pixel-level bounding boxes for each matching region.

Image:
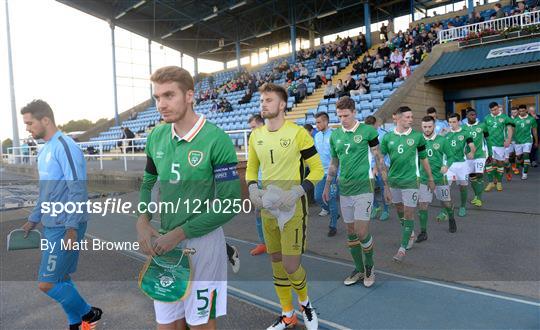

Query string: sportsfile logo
[486,41,540,59]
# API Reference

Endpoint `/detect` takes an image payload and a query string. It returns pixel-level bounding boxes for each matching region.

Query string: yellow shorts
[261,198,308,256]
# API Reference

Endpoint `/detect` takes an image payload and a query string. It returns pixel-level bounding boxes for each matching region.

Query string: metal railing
[438,10,540,43]
[5,129,250,171]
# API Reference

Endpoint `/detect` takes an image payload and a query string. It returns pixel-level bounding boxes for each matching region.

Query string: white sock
[283,310,294,318]
[299,298,309,307]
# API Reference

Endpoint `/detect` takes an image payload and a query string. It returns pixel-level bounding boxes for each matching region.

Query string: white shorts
[492,146,508,161]
[390,188,418,208]
[418,184,451,203]
[467,158,486,174]
[446,162,469,185]
[515,143,532,155]
[505,143,515,154]
[154,228,227,326]
[340,193,374,222]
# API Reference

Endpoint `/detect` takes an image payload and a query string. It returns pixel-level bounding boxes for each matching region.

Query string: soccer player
[417,116,457,239]
[246,83,323,330]
[380,106,435,262]
[463,108,491,207]
[444,114,476,217]
[505,107,520,180]
[313,111,340,237]
[427,107,449,136]
[484,102,515,192]
[20,100,102,330]
[137,66,241,329]
[514,104,538,180]
[248,114,267,255]
[323,97,390,286]
[365,115,390,221]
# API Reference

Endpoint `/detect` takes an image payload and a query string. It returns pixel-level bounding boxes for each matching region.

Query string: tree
[94,118,109,126]
[58,119,93,133]
[2,138,13,153]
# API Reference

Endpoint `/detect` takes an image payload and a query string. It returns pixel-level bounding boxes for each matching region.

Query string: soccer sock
[45,281,92,325]
[288,266,308,304]
[496,165,504,181]
[255,215,265,243]
[504,161,511,174]
[418,210,428,232]
[446,206,455,220]
[348,234,365,272]
[459,186,467,208]
[360,234,374,268]
[226,243,234,259]
[476,174,484,199]
[401,219,414,249]
[397,210,404,220]
[524,154,530,173]
[271,261,294,313]
[470,176,478,198]
[485,163,494,182]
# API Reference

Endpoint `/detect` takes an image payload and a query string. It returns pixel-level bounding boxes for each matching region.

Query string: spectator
[121,126,135,153]
[380,23,388,42]
[494,3,505,19]
[351,59,362,75]
[296,78,308,102]
[344,74,357,96]
[384,62,400,83]
[398,60,411,80]
[299,65,309,79]
[372,54,384,72]
[390,48,403,64]
[357,74,370,94]
[210,100,219,112]
[361,54,373,73]
[515,0,529,14]
[382,55,391,69]
[323,80,336,99]
[404,48,414,64]
[335,79,346,98]
[221,97,233,113]
[238,90,253,105]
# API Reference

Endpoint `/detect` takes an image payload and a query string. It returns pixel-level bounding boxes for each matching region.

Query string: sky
[2,0,475,143]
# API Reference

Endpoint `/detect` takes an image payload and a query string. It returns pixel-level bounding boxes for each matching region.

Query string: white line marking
[226,236,540,307]
[84,232,350,329]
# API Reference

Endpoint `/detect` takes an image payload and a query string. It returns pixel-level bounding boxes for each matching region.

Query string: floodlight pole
[410,0,415,22]
[364,1,372,49]
[5,0,20,161]
[110,23,119,126]
[148,38,153,101]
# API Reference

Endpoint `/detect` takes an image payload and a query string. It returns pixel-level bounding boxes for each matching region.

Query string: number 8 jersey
[380,128,427,189]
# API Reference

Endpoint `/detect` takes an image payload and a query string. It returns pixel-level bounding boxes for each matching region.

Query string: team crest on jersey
[458,135,464,141]
[406,138,414,146]
[156,151,164,159]
[433,143,440,150]
[476,128,482,133]
[389,141,395,145]
[159,275,173,287]
[499,118,504,123]
[353,135,363,143]
[526,120,531,124]
[280,138,291,148]
[257,140,263,145]
[188,151,204,167]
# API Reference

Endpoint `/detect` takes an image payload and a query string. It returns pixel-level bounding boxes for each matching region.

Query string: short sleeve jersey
[445,128,473,166]
[484,113,514,147]
[144,118,238,233]
[247,121,318,190]
[464,121,489,158]
[420,134,448,185]
[380,128,427,189]
[514,115,537,144]
[329,121,379,196]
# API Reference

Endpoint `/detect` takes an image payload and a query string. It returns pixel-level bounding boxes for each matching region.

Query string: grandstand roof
[57,0,462,63]
[425,37,540,81]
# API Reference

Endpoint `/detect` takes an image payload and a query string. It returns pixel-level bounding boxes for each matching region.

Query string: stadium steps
[285,45,382,123]
[375,41,459,126]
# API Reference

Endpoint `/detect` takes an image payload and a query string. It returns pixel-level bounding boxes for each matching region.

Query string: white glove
[248,183,264,209]
[276,185,305,209]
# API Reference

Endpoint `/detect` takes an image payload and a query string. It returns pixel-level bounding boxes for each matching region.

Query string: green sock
[470,176,478,198]
[460,187,467,207]
[496,165,504,181]
[485,164,494,182]
[504,161,511,174]
[524,154,530,173]
[347,234,364,272]
[397,210,404,220]
[446,206,455,220]
[476,175,484,199]
[418,210,428,232]
[401,219,414,249]
[360,234,374,268]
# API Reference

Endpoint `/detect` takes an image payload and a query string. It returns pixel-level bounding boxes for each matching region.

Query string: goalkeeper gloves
[275,185,305,210]
[248,183,264,209]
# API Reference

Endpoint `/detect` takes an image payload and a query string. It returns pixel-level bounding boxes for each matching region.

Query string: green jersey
[329,122,379,196]
[140,117,241,238]
[380,128,427,189]
[420,134,448,185]
[514,115,537,144]
[463,121,490,158]
[445,128,474,166]
[484,113,514,147]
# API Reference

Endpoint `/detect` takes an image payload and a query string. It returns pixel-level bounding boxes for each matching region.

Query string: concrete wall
[375,42,458,128]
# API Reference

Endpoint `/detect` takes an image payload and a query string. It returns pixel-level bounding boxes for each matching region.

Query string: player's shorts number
[196,289,209,312]
[170,163,180,184]
[427,149,433,157]
[441,188,449,197]
[47,254,57,272]
[397,144,404,154]
[366,201,372,213]
[412,192,418,201]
